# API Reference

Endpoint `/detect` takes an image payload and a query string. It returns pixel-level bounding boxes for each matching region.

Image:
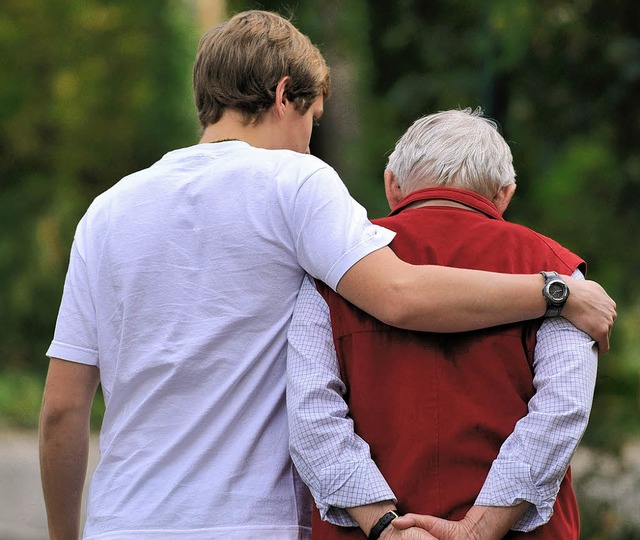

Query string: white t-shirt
[47,141,394,540]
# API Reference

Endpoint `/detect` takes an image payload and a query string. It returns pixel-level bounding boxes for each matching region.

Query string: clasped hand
[380,503,527,540]
[383,513,481,540]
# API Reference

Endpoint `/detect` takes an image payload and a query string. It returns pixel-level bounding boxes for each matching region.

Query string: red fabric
[312,188,584,540]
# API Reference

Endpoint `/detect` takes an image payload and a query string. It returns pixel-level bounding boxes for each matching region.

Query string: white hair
[386,108,516,199]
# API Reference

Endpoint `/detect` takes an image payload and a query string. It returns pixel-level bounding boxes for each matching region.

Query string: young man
[39,11,614,540]
[287,109,598,539]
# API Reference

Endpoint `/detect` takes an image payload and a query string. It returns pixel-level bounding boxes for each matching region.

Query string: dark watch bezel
[540,271,569,317]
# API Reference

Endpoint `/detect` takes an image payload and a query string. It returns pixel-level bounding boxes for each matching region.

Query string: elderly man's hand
[379,522,440,539]
[392,513,480,540]
[392,503,530,540]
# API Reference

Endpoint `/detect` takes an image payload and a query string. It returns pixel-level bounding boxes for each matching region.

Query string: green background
[1,0,638,537]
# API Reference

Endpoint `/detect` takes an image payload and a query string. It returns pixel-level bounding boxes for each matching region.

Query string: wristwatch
[540,271,569,317]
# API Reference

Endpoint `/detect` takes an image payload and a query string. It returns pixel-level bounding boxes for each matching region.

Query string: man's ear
[273,76,291,119]
[494,183,516,215]
[384,169,404,210]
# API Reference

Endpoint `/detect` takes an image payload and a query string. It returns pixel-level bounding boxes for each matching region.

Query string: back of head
[386,108,516,199]
[193,10,331,128]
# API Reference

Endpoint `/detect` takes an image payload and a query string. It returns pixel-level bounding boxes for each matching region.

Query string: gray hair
[386,108,516,199]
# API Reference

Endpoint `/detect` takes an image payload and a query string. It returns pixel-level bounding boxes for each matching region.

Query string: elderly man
[288,108,597,539]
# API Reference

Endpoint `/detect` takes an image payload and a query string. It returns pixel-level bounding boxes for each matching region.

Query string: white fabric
[287,270,597,532]
[47,141,395,540]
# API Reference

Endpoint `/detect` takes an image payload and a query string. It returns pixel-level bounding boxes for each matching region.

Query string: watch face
[548,281,567,303]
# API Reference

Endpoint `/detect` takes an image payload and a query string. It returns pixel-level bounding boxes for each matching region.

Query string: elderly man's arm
[394,269,598,537]
[287,275,395,527]
[394,310,597,538]
[287,277,442,540]
[472,272,598,531]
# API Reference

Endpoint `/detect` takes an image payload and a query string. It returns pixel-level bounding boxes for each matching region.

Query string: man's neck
[199,108,282,150]
[405,199,480,213]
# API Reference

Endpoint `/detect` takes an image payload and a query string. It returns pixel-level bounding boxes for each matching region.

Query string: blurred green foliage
[0,0,635,434]
[0,0,636,439]
[0,370,44,428]
[0,0,199,372]
[1,0,639,534]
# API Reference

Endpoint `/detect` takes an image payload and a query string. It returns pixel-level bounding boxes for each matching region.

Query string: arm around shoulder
[336,248,616,350]
[337,247,547,333]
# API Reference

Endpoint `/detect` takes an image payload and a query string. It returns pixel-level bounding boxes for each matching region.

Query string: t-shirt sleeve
[46,236,99,366]
[289,167,395,290]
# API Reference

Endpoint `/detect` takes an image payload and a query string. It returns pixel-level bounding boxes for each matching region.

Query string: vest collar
[389,186,503,220]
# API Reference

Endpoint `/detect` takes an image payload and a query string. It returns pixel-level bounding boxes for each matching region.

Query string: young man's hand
[562,277,616,353]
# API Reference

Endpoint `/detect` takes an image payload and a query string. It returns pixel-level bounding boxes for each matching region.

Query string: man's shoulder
[268,149,335,177]
[227,147,338,191]
[500,220,577,253]
[374,209,585,274]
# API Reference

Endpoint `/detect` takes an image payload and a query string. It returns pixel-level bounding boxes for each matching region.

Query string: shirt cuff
[317,458,397,527]
[46,340,98,366]
[475,459,561,532]
[323,225,395,291]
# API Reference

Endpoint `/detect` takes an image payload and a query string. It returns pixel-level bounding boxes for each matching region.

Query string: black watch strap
[368,510,400,540]
[545,304,564,318]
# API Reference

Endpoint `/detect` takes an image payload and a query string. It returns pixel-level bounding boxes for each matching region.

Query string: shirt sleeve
[289,167,395,291]
[46,234,99,366]
[475,269,598,531]
[287,274,396,527]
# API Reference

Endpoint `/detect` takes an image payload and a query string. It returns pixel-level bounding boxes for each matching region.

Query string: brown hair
[193,10,331,127]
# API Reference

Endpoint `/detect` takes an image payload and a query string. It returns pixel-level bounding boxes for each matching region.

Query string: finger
[392,514,441,532]
[597,332,609,355]
[392,514,417,529]
[417,530,441,540]
[411,516,454,538]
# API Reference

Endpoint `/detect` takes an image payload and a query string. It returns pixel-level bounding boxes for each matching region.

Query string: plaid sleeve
[287,275,396,527]
[476,270,598,531]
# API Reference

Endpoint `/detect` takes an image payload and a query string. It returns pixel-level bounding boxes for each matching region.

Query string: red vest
[313,187,585,540]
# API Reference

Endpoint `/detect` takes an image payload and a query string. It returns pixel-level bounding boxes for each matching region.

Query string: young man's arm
[337,246,615,352]
[40,358,100,540]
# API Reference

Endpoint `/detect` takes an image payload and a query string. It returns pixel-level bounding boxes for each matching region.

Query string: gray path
[1,431,638,539]
[0,431,98,540]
